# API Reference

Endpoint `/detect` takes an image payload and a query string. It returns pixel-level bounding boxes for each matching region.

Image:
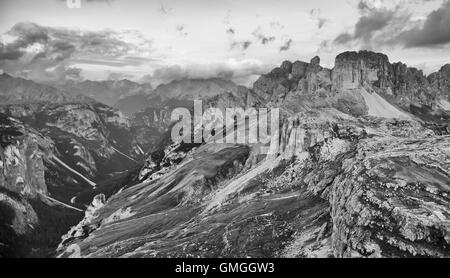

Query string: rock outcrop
[0,102,144,181]
[0,114,84,257]
[55,51,450,258]
[0,114,51,198]
[2,50,449,258]
[56,106,450,258]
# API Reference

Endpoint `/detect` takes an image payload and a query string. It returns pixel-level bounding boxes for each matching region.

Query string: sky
[1,0,450,86]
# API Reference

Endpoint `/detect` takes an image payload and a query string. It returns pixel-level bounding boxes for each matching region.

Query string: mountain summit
[50,51,450,258]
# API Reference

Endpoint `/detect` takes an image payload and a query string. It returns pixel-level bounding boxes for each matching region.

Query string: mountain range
[0,50,449,258]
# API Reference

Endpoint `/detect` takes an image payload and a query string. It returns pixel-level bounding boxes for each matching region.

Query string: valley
[1,50,450,258]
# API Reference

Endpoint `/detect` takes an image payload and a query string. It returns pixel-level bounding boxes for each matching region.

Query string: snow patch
[52,156,96,188]
[111,146,138,163]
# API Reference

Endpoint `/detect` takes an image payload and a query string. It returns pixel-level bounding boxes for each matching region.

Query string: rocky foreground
[54,51,450,258]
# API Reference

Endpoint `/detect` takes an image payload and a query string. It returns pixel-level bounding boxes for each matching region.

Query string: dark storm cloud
[333,1,397,45]
[0,42,25,61]
[279,39,292,51]
[333,0,450,49]
[353,11,395,40]
[397,0,450,47]
[334,33,353,45]
[0,22,153,83]
[0,22,49,61]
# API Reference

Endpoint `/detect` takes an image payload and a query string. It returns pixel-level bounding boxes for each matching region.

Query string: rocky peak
[253,56,330,102]
[440,64,450,74]
[310,56,321,66]
[0,114,51,199]
[280,60,293,73]
[291,61,309,80]
[332,50,392,91]
[0,74,93,105]
[428,64,450,101]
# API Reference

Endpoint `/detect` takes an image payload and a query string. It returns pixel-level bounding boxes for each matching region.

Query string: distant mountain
[151,78,238,101]
[126,78,242,151]
[57,51,450,258]
[0,102,148,257]
[60,79,152,109]
[0,74,92,104]
[106,78,239,116]
[2,51,450,258]
[114,92,152,116]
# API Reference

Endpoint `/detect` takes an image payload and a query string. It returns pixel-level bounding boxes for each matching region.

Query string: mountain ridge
[54,50,450,258]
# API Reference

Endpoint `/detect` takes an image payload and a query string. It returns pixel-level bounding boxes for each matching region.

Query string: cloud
[176,25,188,37]
[269,21,284,30]
[279,38,292,51]
[158,3,172,15]
[332,0,450,49]
[85,0,116,2]
[0,42,26,60]
[226,28,235,35]
[333,1,400,46]
[107,71,133,80]
[230,40,252,51]
[144,59,271,86]
[310,8,328,29]
[397,0,450,47]
[57,0,116,6]
[252,27,276,45]
[0,22,154,84]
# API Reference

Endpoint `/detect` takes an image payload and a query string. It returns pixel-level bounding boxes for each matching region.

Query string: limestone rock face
[291,61,309,80]
[0,189,38,257]
[310,56,321,66]
[391,63,435,108]
[330,135,450,257]
[56,106,450,258]
[3,50,450,258]
[0,114,84,257]
[53,51,449,258]
[429,64,450,101]
[0,102,143,180]
[332,51,392,91]
[253,66,293,101]
[0,115,51,198]
[330,51,450,113]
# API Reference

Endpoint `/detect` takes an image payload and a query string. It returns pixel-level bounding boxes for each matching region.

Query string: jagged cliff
[56,51,449,258]
[0,102,144,183]
[0,76,150,257]
[0,114,84,257]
